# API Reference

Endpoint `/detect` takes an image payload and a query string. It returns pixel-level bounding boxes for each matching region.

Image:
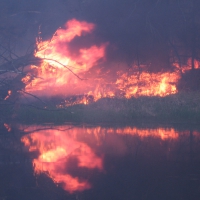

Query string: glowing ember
[85,127,179,140]
[116,71,178,98]
[4,90,12,100]
[4,123,11,132]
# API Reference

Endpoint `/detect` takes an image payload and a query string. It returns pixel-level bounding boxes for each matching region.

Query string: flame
[24,19,107,97]
[116,70,178,98]
[21,74,32,84]
[21,128,103,193]
[22,18,200,106]
[4,90,12,100]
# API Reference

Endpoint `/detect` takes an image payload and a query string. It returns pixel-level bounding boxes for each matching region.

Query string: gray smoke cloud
[2,0,199,70]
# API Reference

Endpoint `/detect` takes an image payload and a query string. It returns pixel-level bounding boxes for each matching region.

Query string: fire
[4,90,12,100]
[36,18,96,68]
[116,70,178,98]
[22,19,200,106]
[24,19,107,97]
[21,128,103,193]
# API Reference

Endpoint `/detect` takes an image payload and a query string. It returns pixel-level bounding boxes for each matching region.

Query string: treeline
[83,0,200,71]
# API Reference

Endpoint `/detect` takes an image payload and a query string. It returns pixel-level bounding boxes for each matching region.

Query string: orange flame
[24,19,107,97]
[4,90,12,100]
[22,18,200,106]
[116,70,178,98]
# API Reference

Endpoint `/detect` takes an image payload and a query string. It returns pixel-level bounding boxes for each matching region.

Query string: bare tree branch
[19,90,46,104]
[42,58,86,80]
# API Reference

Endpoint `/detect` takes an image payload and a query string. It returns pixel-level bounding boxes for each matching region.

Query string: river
[0,123,200,200]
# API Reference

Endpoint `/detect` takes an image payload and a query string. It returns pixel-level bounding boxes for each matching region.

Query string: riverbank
[16,92,200,124]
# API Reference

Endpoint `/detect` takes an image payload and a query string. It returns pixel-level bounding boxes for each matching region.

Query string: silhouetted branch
[42,58,86,80]
[0,54,42,75]
[19,90,46,104]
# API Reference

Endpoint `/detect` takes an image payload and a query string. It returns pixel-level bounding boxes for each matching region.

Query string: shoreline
[16,92,200,126]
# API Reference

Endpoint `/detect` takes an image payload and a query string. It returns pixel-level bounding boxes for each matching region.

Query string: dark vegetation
[16,92,200,124]
[178,69,200,91]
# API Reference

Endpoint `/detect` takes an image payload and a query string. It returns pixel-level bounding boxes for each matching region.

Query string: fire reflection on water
[21,125,199,193]
[21,128,103,193]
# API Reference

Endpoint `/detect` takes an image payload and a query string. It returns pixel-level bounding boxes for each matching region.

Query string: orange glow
[22,18,200,106]
[21,74,32,84]
[20,125,182,191]
[21,128,103,193]
[116,71,179,98]
[4,123,11,132]
[24,19,107,97]
[4,90,12,100]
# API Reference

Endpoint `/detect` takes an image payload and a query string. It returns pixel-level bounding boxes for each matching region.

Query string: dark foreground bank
[16,92,200,124]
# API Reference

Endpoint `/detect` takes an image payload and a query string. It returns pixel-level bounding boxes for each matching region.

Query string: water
[0,123,200,200]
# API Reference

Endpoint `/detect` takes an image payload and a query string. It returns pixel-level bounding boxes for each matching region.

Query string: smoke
[2,0,177,69]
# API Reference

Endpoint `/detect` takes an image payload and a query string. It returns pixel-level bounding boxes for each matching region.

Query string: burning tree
[0,18,107,121]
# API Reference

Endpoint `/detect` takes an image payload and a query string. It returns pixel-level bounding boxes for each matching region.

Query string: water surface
[1,123,200,200]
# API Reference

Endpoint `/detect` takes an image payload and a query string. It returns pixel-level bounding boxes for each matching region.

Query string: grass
[16,92,200,124]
